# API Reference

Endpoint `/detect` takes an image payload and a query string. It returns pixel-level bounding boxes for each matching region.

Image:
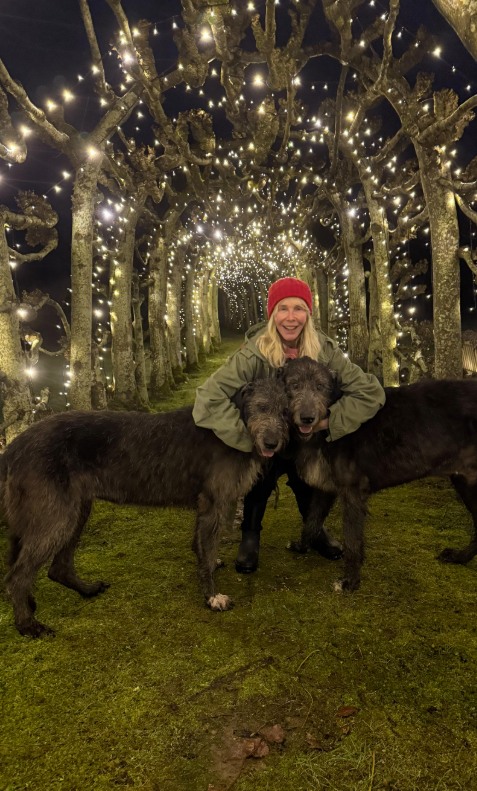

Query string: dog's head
[282,357,338,440]
[234,378,290,458]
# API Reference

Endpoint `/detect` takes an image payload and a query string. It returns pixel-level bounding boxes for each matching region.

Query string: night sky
[1,1,476,327]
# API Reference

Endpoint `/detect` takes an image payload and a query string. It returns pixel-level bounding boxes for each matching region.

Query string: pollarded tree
[431,0,477,61]
[0,59,141,410]
[0,192,58,441]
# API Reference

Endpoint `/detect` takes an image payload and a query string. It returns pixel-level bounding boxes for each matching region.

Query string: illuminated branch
[79,0,115,100]
[455,193,477,225]
[374,0,400,91]
[0,58,69,151]
[459,247,477,278]
[330,65,349,177]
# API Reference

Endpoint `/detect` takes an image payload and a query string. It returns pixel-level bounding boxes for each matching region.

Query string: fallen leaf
[242,737,270,759]
[336,705,359,718]
[260,724,286,744]
[305,732,325,750]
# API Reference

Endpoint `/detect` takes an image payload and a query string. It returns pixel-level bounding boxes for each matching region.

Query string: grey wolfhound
[1,377,289,637]
[283,356,477,592]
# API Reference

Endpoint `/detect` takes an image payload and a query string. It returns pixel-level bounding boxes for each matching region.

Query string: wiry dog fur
[1,377,289,637]
[283,356,477,592]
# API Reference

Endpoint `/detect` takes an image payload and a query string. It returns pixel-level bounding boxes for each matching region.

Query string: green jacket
[192,324,386,452]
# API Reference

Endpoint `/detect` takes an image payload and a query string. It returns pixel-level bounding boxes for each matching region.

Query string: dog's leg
[5,542,56,638]
[7,536,38,615]
[333,487,367,592]
[193,494,233,612]
[439,475,477,564]
[47,499,110,596]
[288,489,338,554]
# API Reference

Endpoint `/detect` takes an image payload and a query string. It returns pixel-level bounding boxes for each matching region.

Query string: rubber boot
[287,469,343,560]
[235,500,268,573]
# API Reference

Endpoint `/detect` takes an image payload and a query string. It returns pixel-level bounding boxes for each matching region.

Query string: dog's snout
[264,441,278,450]
[300,416,315,425]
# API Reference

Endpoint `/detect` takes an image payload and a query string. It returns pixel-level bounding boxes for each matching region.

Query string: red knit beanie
[267,277,313,318]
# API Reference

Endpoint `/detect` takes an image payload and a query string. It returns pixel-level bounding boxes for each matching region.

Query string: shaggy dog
[283,357,477,592]
[1,378,289,637]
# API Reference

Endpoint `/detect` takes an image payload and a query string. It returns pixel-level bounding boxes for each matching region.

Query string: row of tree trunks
[0,225,32,442]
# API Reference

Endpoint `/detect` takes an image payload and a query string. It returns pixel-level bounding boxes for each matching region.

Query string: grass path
[1,336,477,791]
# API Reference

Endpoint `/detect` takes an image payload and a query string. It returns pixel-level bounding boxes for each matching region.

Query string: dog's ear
[232,382,255,411]
[276,366,285,380]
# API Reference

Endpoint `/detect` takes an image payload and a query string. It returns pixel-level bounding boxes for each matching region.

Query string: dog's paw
[438,547,468,564]
[287,540,309,554]
[79,580,110,597]
[207,593,234,611]
[333,577,360,593]
[18,620,55,638]
[315,540,343,560]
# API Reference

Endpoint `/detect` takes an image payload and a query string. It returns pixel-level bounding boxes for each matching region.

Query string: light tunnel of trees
[1,0,477,442]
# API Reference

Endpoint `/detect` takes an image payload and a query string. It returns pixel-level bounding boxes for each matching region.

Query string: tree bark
[69,159,103,410]
[414,141,462,378]
[0,226,32,441]
[208,276,221,348]
[184,265,199,371]
[131,274,150,407]
[109,194,146,406]
[431,0,477,61]
[366,259,382,379]
[167,255,184,379]
[148,235,173,397]
[362,177,399,386]
[314,267,329,334]
[340,210,369,370]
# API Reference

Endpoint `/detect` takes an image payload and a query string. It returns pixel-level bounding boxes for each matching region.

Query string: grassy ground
[1,334,477,791]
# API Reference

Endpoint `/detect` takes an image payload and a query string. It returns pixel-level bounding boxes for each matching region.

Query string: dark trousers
[242,457,313,532]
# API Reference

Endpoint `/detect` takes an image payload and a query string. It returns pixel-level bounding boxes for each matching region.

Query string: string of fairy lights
[1,0,477,402]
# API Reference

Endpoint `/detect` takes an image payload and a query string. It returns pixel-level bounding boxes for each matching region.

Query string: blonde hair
[256,300,321,368]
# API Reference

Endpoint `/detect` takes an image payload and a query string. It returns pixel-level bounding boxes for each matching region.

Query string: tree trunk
[198,270,211,357]
[69,160,103,410]
[414,142,462,378]
[242,290,252,328]
[184,265,199,371]
[167,256,184,379]
[131,274,150,407]
[315,267,328,333]
[366,259,382,379]
[109,196,145,405]
[250,283,259,325]
[362,179,399,386]
[0,226,32,442]
[208,276,221,348]
[259,284,268,321]
[91,342,108,410]
[148,236,173,397]
[327,270,338,342]
[341,210,369,370]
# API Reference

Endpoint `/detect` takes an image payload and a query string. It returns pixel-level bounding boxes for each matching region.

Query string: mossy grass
[1,335,477,790]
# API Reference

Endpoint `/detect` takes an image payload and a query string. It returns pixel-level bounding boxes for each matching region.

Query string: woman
[193,277,385,572]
